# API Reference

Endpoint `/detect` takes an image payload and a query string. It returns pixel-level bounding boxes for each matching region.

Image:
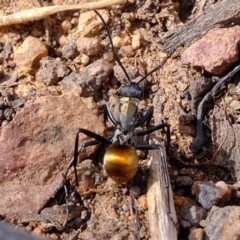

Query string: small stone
[121,12,135,21]
[215,181,232,205]
[76,37,101,56]
[181,220,191,229]
[61,20,72,33]
[25,225,32,232]
[118,45,135,58]
[122,203,129,211]
[176,176,193,187]
[103,51,114,62]
[151,84,159,93]
[195,181,221,210]
[36,56,69,86]
[14,36,48,75]
[61,61,113,97]
[78,10,110,37]
[131,34,141,50]
[49,233,59,239]
[62,39,78,59]
[112,32,131,48]
[188,228,204,240]
[32,227,42,236]
[80,54,90,65]
[138,194,148,210]
[136,150,145,159]
[183,205,207,227]
[199,220,207,227]
[3,108,13,121]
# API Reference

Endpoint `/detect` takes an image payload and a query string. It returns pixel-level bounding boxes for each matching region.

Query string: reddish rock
[119,45,135,58]
[0,91,105,218]
[181,26,240,75]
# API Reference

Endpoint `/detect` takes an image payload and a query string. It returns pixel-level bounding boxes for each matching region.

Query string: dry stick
[147,139,178,240]
[161,0,240,54]
[190,64,240,153]
[0,0,126,27]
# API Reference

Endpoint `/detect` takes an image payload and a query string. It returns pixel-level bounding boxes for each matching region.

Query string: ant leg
[136,123,171,152]
[135,106,154,128]
[63,128,110,188]
[103,104,119,126]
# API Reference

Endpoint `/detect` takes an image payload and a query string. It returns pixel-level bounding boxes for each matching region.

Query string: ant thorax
[110,127,133,145]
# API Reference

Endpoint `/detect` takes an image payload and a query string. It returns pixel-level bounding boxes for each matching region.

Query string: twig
[0,0,126,27]
[161,0,240,54]
[0,81,35,89]
[190,64,240,153]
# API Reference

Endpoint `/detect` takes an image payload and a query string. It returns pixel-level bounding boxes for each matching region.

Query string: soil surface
[1,0,240,240]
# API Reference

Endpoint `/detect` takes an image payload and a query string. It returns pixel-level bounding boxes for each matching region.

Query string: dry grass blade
[0,0,126,27]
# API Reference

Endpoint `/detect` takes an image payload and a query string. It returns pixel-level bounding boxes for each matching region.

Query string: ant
[62,8,171,201]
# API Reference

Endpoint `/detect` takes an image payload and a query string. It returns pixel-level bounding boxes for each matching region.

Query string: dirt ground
[0,0,239,240]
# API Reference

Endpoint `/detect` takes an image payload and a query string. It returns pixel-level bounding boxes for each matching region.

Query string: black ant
[62,8,171,200]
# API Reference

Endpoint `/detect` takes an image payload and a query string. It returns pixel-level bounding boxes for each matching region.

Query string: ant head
[119,82,143,99]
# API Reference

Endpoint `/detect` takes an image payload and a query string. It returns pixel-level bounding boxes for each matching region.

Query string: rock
[80,54,90,65]
[14,36,48,75]
[181,220,191,229]
[61,61,113,97]
[129,186,141,198]
[62,39,78,59]
[113,65,138,85]
[9,98,25,109]
[138,194,148,210]
[215,181,232,206]
[118,45,135,58]
[121,12,135,22]
[183,206,207,227]
[61,20,72,33]
[181,26,240,75]
[176,176,193,187]
[195,181,222,210]
[112,32,131,48]
[78,10,110,37]
[36,57,69,86]
[131,34,141,50]
[3,108,13,121]
[188,228,204,240]
[72,160,101,195]
[76,37,101,56]
[0,91,105,218]
[204,206,240,240]
[0,222,45,240]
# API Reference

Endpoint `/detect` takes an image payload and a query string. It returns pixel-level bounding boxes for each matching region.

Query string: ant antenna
[92,8,131,83]
[137,64,162,86]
